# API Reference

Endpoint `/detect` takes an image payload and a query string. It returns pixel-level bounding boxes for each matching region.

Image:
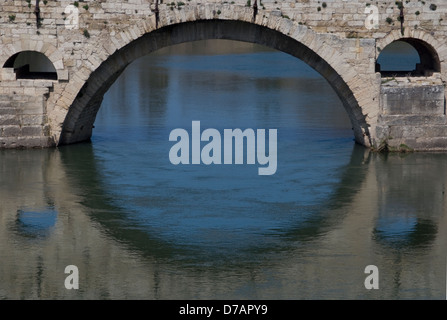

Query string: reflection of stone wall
[317,151,447,299]
[0,150,157,299]
[369,153,447,299]
[0,147,446,299]
[374,153,447,222]
[0,149,281,299]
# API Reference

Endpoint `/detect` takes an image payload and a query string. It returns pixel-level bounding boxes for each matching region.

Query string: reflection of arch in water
[58,143,373,265]
[58,143,184,261]
[12,206,58,240]
[60,140,445,270]
[272,143,373,244]
[369,152,446,250]
[372,217,437,249]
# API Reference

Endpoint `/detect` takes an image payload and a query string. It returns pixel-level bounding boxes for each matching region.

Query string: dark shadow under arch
[3,51,57,80]
[376,38,441,77]
[60,20,369,146]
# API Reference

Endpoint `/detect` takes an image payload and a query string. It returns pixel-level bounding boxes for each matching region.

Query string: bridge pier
[0,68,55,148]
[376,74,447,151]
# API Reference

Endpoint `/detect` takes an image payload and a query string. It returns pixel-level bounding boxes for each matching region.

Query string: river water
[0,40,446,300]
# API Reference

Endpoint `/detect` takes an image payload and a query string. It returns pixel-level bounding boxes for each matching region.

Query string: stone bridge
[1,0,447,151]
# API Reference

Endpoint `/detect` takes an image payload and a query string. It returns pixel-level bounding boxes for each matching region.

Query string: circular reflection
[14,207,58,239]
[373,217,437,249]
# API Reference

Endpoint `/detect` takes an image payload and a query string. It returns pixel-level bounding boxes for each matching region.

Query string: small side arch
[376,33,441,77]
[3,51,58,80]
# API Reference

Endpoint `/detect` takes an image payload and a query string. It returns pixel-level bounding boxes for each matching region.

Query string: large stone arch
[54,8,376,147]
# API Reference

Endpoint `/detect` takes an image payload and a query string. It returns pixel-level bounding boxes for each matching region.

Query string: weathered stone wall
[2,0,443,35]
[377,76,447,151]
[381,78,444,116]
[0,72,55,147]
[0,0,446,150]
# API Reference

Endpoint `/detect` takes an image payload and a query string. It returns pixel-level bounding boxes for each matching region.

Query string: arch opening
[376,39,441,77]
[3,51,57,80]
[59,20,369,147]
